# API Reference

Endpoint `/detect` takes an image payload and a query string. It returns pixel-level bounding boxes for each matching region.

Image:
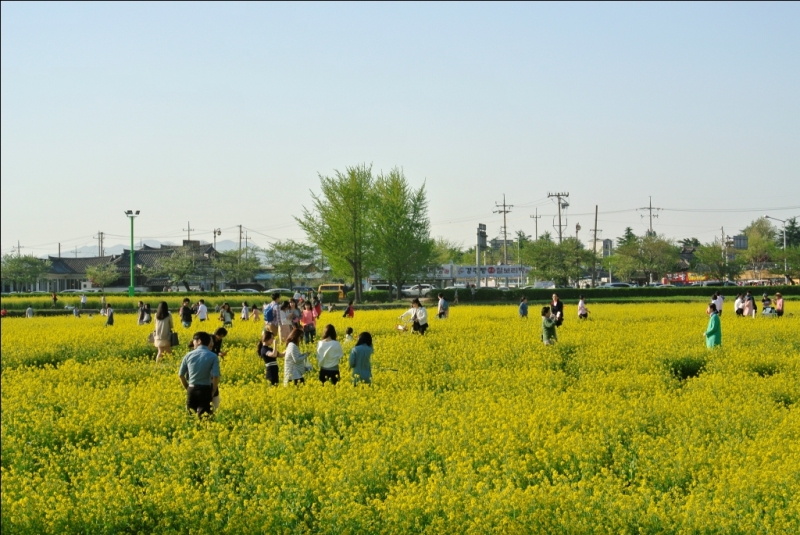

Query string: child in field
[578,296,589,319]
[541,306,557,345]
[345,327,354,342]
[519,297,528,318]
[343,300,355,318]
[257,330,282,386]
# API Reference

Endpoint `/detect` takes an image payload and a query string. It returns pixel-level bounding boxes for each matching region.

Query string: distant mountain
[43,238,258,259]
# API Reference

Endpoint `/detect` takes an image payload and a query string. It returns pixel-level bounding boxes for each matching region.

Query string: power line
[638,196,662,236]
[547,192,569,244]
[493,194,513,265]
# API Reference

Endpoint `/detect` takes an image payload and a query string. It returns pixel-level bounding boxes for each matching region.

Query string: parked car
[263,288,292,294]
[402,284,437,297]
[369,284,397,294]
[600,282,636,288]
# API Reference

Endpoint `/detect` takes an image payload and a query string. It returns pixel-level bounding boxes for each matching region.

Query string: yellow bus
[318,284,347,299]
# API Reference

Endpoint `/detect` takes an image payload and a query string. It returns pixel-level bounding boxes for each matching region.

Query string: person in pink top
[301,301,317,343]
[775,292,784,317]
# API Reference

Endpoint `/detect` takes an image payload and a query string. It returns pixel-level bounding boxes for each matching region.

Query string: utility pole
[244,232,250,259]
[530,208,541,240]
[183,222,195,242]
[638,196,662,236]
[238,225,243,265]
[548,192,569,244]
[494,194,513,287]
[95,231,105,257]
[13,241,24,257]
[476,224,487,289]
[212,228,221,291]
[74,246,78,258]
[592,205,599,288]
[58,243,61,258]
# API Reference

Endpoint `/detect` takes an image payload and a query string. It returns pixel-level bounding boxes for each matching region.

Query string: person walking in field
[80,293,87,309]
[104,303,114,326]
[302,301,317,344]
[258,330,282,386]
[25,306,34,318]
[550,294,564,327]
[265,292,281,338]
[251,305,260,322]
[343,300,355,319]
[154,301,174,364]
[219,303,234,328]
[453,288,459,305]
[437,293,449,319]
[73,304,80,317]
[541,306,558,345]
[207,327,228,410]
[519,297,529,319]
[278,301,293,343]
[51,292,58,308]
[775,292,784,317]
[714,292,724,317]
[349,332,374,386]
[196,299,208,322]
[178,331,220,417]
[316,324,344,385]
[734,294,744,316]
[742,292,756,318]
[283,328,309,386]
[578,295,589,319]
[704,303,722,349]
[138,301,147,325]
[179,298,193,329]
[241,301,250,321]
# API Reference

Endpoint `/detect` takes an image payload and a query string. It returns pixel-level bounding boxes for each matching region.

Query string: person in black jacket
[550,293,564,327]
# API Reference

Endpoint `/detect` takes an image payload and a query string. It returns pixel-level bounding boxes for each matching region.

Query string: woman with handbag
[283,328,309,386]
[154,301,174,364]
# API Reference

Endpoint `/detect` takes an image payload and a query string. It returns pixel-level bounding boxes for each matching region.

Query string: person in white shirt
[713,292,724,317]
[316,324,344,385]
[283,328,308,386]
[734,294,743,316]
[196,299,208,321]
[240,301,249,321]
[400,298,429,335]
[578,296,589,319]
[80,294,87,308]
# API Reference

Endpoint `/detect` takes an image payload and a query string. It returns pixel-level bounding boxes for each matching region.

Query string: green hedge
[437,285,800,303]
[346,290,392,303]
[320,291,342,303]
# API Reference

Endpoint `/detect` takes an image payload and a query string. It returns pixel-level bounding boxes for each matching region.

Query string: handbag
[147,332,155,344]
[170,331,179,346]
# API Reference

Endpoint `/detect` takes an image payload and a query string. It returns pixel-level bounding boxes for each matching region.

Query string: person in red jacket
[343,300,354,318]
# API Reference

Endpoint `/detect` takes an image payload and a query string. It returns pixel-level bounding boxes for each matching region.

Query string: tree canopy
[85,263,120,293]
[262,240,316,289]
[1,254,51,291]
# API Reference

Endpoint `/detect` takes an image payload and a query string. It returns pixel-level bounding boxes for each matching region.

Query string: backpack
[265,303,275,323]
[441,299,449,310]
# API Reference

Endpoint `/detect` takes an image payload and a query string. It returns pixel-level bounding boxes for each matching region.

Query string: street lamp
[764,215,787,284]
[125,210,140,296]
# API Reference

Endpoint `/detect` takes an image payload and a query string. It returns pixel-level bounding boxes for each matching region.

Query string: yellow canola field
[2,304,799,534]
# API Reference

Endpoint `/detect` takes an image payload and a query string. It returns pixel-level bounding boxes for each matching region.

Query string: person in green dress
[541,306,557,346]
[704,303,722,349]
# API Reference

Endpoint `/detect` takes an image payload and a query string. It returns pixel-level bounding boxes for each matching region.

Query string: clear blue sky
[2,2,799,257]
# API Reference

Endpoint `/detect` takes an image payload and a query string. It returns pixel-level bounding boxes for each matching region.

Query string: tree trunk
[183,280,190,292]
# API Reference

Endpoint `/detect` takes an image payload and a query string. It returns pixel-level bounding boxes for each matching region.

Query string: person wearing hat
[774,292,784,317]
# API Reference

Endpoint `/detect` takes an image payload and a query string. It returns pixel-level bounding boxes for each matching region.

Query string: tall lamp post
[764,215,787,284]
[125,210,140,296]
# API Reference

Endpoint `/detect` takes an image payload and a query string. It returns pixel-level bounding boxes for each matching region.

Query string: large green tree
[147,247,201,291]
[1,254,51,291]
[617,227,637,248]
[212,249,262,286]
[604,234,680,283]
[741,232,778,280]
[776,217,800,248]
[522,238,595,286]
[371,168,434,299]
[262,240,317,289]
[742,217,777,242]
[692,241,744,282]
[85,263,120,294]
[431,237,464,265]
[298,164,375,302]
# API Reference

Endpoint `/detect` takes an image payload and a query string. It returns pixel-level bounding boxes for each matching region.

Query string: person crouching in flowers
[349,332,374,386]
[283,328,309,386]
[178,331,220,417]
[541,306,557,345]
[704,303,722,349]
[400,298,429,335]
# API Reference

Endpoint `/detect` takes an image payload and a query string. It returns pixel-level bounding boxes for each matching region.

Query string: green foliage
[262,240,316,289]
[741,217,777,242]
[521,238,596,286]
[1,254,52,290]
[604,234,680,282]
[783,217,800,248]
[298,164,374,302]
[680,238,701,248]
[693,242,744,282]
[85,263,120,293]
[319,291,342,303]
[212,249,262,285]
[617,227,637,248]
[146,247,202,291]
[371,169,434,300]
[431,238,464,265]
[346,290,391,303]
